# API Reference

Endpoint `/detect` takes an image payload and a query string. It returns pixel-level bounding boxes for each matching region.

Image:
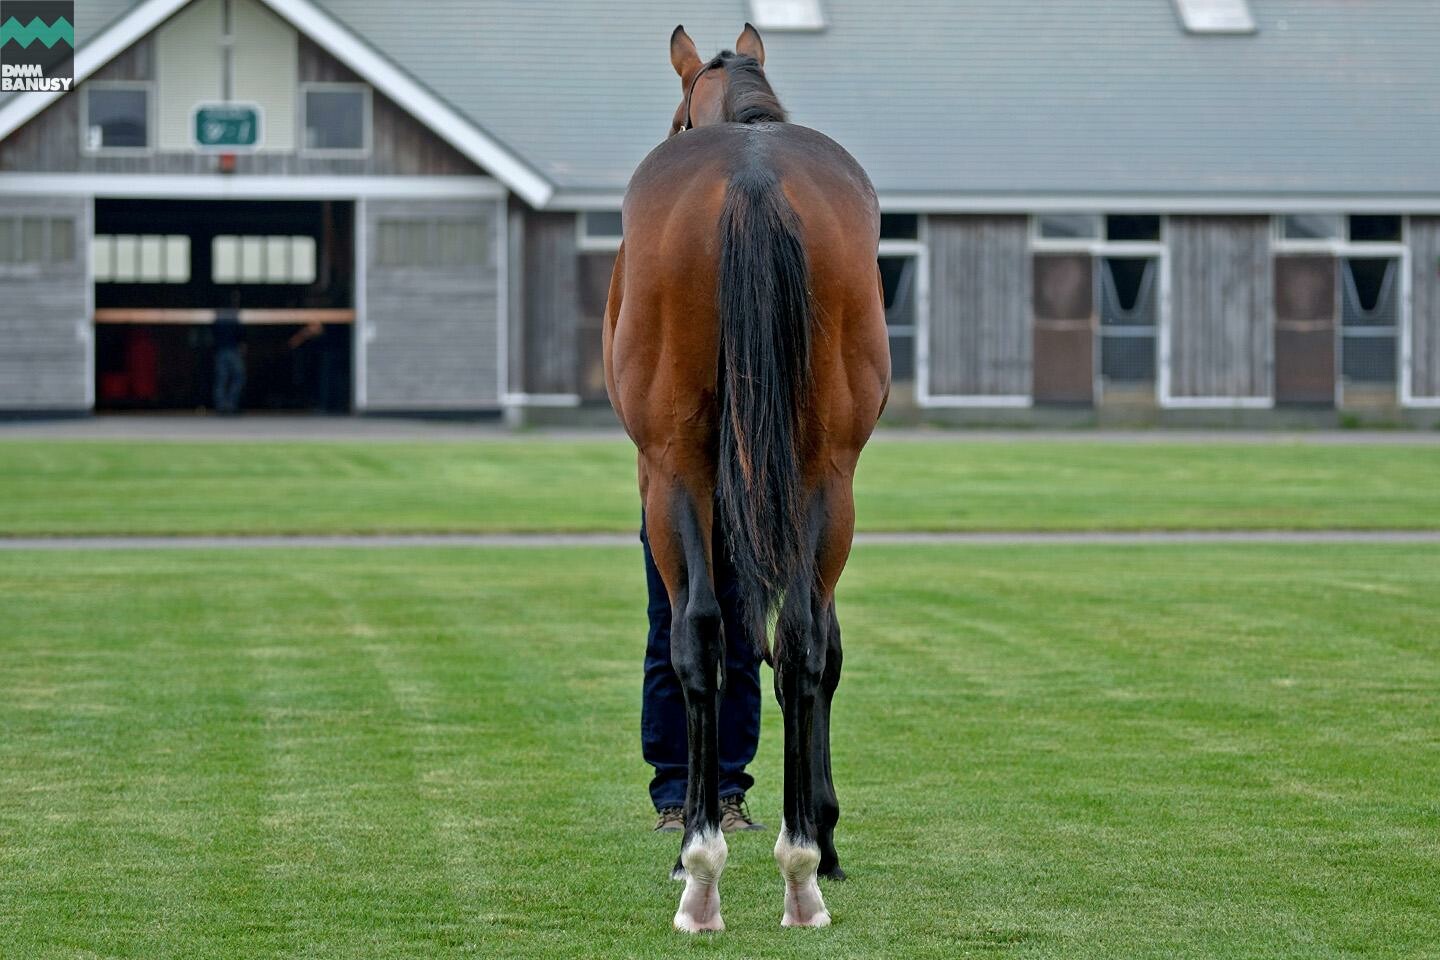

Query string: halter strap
[681,61,719,132]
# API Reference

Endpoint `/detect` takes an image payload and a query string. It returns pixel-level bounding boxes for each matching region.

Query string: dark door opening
[92,199,354,413]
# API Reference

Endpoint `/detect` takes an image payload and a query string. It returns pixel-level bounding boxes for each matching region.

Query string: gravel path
[2,530,1438,551]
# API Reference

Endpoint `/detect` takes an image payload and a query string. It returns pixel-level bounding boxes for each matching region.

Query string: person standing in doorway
[213,295,245,415]
[640,513,766,833]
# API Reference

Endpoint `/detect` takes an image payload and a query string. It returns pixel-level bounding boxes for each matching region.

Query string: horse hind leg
[773,485,854,926]
[648,483,730,933]
[773,581,832,928]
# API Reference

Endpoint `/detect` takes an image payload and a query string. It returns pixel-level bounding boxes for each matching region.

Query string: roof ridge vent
[1173,0,1257,35]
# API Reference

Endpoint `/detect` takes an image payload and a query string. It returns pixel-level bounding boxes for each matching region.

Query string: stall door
[0,197,90,410]
[363,199,500,410]
[1273,255,1336,405]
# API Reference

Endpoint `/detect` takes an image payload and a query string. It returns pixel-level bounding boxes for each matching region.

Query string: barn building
[2,0,1439,425]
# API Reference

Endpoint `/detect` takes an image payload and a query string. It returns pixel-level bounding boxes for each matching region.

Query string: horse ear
[735,22,765,65]
[670,25,702,79]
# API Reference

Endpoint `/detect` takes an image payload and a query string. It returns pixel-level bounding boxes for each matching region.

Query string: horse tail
[715,165,813,649]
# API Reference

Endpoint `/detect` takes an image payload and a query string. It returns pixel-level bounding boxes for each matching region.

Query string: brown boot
[654,806,684,832]
[720,794,765,833]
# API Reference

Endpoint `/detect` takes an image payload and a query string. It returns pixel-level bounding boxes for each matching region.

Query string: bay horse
[603,23,889,932]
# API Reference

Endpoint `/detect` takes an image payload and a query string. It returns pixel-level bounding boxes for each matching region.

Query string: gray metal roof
[14,0,1440,200]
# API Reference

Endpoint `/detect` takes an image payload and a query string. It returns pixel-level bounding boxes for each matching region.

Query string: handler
[640,514,765,833]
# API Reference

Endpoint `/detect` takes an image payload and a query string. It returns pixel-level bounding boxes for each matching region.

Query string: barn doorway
[92,199,355,413]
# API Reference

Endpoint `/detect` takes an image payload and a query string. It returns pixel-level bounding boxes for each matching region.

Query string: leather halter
[680,60,720,132]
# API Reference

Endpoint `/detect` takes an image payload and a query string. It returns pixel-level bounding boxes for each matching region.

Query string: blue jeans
[641,514,762,811]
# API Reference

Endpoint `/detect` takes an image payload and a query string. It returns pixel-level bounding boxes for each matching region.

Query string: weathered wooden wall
[0,196,90,409]
[0,36,480,176]
[1408,217,1440,400]
[362,199,500,409]
[927,215,1031,398]
[518,210,579,397]
[1166,216,1271,400]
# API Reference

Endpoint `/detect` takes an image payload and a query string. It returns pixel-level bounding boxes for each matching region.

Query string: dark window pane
[879,214,918,240]
[87,88,148,149]
[0,218,14,263]
[1342,258,1397,326]
[878,255,916,327]
[1100,333,1156,382]
[1100,257,1157,324]
[1348,215,1401,243]
[584,211,623,238]
[1341,335,1397,383]
[1038,213,1099,240]
[304,90,365,151]
[1282,214,1342,241]
[1105,214,1161,242]
[888,333,915,382]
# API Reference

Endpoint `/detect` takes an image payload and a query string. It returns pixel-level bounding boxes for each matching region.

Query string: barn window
[375,219,488,268]
[1099,257,1158,383]
[1105,215,1161,242]
[301,84,369,154]
[747,0,825,31]
[94,235,190,283]
[879,255,917,383]
[579,211,623,251]
[212,235,315,284]
[1172,0,1256,34]
[1348,215,1402,244]
[84,85,150,151]
[0,217,79,266]
[880,214,920,240]
[1037,214,1100,241]
[1340,257,1399,385]
[1281,214,1342,242]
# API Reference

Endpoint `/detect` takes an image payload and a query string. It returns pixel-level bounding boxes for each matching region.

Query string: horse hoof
[819,864,846,882]
[674,909,725,933]
[670,858,686,882]
[781,910,832,928]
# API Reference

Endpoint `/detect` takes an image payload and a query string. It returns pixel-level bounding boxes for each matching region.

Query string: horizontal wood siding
[1167,216,1271,399]
[519,211,579,396]
[927,215,1030,398]
[1409,217,1440,400]
[363,199,500,409]
[0,196,90,409]
[1,36,480,176]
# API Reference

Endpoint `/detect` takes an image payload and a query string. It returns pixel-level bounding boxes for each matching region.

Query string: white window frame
[1029,214,1171,407]
[576,211,622,252]
[298,82,372,158]
[80,81,155,156]
[1272,215,1419,408]
[879,233,930,401]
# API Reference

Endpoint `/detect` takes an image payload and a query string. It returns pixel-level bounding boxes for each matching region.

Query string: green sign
[193,103,262,150]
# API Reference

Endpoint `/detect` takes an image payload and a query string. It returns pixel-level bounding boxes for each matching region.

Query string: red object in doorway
[126,329,159,401]
[99,372,130,401]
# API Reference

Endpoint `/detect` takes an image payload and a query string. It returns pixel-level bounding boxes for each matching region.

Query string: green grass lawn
[2,544,1436,958]
[3,439,1440,535]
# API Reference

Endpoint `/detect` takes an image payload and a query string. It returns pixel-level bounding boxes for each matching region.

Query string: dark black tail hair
[716,166,812,650]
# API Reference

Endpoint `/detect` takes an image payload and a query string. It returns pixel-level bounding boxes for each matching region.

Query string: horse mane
[711,52,787,124]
